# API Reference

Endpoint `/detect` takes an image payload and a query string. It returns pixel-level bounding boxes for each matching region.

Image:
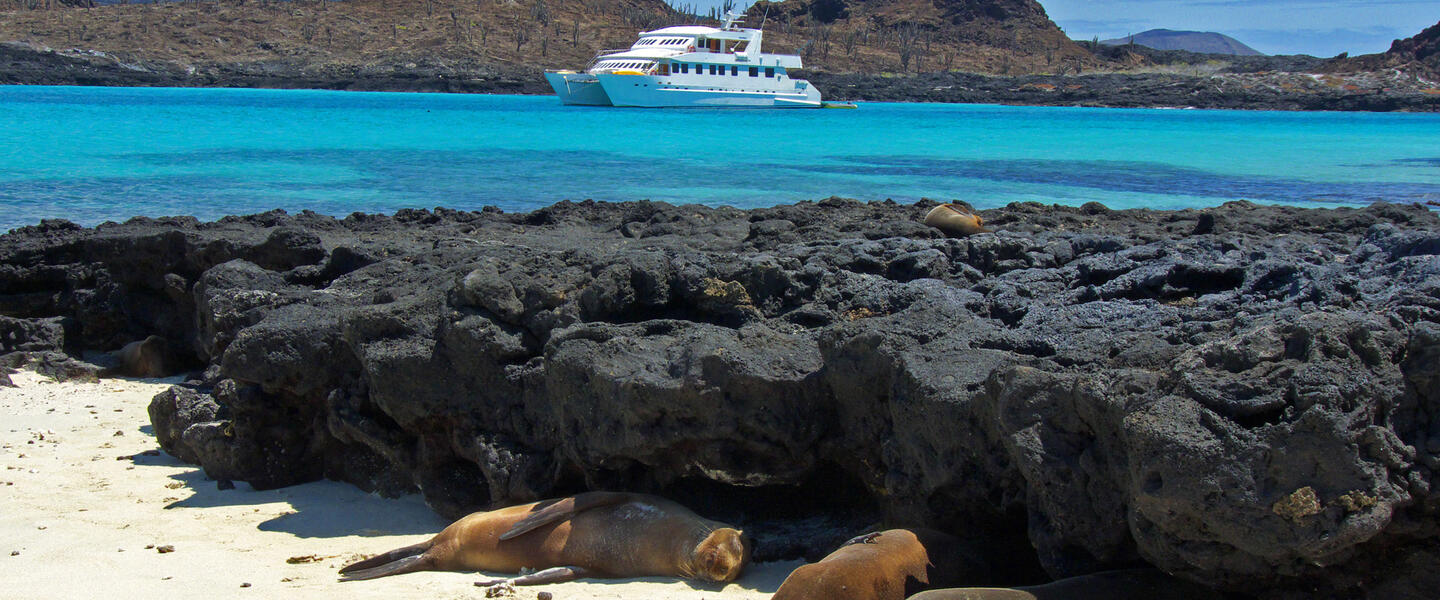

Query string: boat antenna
[759,4,769,30]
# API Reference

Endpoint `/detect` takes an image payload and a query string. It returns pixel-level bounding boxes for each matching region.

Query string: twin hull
[544,71,821,108]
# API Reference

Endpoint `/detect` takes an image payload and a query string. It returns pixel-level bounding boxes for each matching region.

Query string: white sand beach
[0,369,800,600]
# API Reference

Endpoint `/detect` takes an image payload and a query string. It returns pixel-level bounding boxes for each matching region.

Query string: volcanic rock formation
[2,199,1440,598]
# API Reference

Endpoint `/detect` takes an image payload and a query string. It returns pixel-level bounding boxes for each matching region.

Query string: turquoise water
[2,85,1438,232]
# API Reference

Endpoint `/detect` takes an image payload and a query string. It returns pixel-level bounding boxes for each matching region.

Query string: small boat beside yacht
[544,12,825,108]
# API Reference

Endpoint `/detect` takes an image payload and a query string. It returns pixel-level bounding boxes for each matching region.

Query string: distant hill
[1329,20,1440,79]
[745,0,1099,74]
[1101,29,1263,56]
[0,0,1108,78]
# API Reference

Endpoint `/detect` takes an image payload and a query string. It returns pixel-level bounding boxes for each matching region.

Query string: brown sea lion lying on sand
[771,528,988,600]
[907,568,1224,600]
[100,335,173,378]
[339,491,751,587]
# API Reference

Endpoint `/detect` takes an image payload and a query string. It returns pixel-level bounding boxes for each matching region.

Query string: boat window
[681,63,688,74]
[696,64,703,74]
[765,67,774,78]
[731,65,738,76]
[749,66,758,77]
[709,64,717,75]
[659,62,669,75]
[709,39,721,52]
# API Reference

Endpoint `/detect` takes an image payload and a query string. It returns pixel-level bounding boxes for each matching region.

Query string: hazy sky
[687,1,1437,57]
[1040,0,1437,56]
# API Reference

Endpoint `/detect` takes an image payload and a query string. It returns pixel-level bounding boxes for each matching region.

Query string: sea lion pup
[338,491,752,586]
[100,335,171,378]
[924,204,990,237]
[771,528,986,600]
[906,568,1223,600]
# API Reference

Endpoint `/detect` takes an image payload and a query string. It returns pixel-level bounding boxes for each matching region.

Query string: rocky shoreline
[5,41,1438,111]
[2,199,1440,598]
[806,70,1440,111]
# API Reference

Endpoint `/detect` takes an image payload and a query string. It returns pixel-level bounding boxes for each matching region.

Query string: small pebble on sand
[157,545,174,553]
[9,550,18,556]
[240,582,251,588]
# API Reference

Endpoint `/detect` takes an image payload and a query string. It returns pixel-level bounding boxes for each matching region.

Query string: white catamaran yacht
[544,12,823,108]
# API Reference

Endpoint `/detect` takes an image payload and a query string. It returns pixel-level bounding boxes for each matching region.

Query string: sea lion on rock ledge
[338,492,752,587]
[906,568,1224,600]
[770,528,987,600]
[923,204,990,237]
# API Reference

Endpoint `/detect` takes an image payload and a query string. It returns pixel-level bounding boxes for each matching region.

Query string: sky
[681,0,1438,57]
[1040,0,1437,56]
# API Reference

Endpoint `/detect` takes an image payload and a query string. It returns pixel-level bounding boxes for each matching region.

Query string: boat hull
[544,71,613,106]
[594,74,822,108]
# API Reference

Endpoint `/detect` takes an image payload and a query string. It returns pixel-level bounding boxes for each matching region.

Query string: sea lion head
[923,203,990,237]
[689,527,752,583]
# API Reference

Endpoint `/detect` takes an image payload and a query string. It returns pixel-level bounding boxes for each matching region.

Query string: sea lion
[101,335,171,378]
[924,204,990,237]
[338,491,752,587]
[771,529,987,600]
[906,568,1223,600]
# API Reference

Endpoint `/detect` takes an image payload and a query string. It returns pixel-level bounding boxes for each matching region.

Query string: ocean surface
[2,85,1438,232]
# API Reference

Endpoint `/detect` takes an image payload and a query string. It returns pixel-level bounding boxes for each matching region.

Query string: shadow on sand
[126,447,445,538]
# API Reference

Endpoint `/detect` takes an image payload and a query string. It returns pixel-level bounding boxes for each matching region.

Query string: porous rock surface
[2,199,1439,598]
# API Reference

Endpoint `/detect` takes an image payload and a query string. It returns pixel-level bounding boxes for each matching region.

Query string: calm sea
[2,85,1438,232]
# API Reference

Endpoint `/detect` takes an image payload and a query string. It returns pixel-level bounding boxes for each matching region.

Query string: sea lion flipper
[337,554,430,581]
[841,531,882,547]
[337,542,430,577]
[476,566,596,588]
[499,492,636,540]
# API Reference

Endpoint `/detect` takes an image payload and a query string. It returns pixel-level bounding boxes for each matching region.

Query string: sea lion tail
[337,542,431,580]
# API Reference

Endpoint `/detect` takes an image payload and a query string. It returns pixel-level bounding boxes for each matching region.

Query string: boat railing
[585,49,632,70]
